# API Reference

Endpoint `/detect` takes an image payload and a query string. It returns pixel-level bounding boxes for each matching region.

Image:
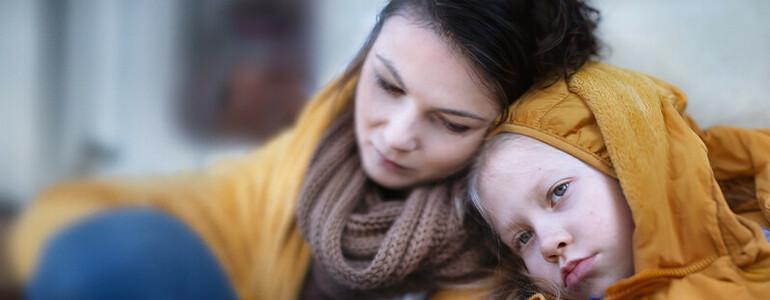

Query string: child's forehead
[504,134,551,149]
[483,129,617,180]
[483,134,590,179]
[490,135,561,162]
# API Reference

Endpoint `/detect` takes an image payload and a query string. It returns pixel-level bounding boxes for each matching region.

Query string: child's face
[478,136,635,299]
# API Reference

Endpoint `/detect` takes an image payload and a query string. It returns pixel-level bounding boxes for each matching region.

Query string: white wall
[310,0,385,90]
[41,0,209,183]
[0,0,43,206]
[0,0,223,205]
[594,0,770,128]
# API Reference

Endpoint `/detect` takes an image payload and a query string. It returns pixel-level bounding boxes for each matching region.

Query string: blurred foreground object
[0,196,20,300]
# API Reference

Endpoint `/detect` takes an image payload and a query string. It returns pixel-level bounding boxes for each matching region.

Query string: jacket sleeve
[10,128,313,300]
[696,125,770,226]
[11,75,355,300]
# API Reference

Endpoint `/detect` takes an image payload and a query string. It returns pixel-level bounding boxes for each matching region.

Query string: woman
[11,1,600,299]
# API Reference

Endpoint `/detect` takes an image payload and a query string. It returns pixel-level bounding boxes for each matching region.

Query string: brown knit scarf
[297,108,491,299]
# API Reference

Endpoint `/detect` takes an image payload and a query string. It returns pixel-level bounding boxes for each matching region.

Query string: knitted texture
[297,108,489,298]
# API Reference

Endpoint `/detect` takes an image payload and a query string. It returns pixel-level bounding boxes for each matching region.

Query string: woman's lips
[375,148,407,171]
[561,255,596,288]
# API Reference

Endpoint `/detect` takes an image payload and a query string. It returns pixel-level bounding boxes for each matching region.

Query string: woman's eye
[441,119,470,133]
[375,75,404,95]
[518,231,534,246]
[550,183,568,204]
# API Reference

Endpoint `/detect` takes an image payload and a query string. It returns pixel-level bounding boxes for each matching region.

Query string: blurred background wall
[1,0,769,212]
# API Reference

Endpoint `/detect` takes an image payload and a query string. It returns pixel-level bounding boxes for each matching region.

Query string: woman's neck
[377,185,411,200]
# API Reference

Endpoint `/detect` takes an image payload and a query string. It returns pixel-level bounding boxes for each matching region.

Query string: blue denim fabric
[27,208,237,300]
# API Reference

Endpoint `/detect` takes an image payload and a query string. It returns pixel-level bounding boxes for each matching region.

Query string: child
[468,63,770,299]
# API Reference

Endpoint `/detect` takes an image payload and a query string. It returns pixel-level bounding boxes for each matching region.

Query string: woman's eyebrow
[375,53,486,122]
[433,108,486,121]
[375,53,407,90]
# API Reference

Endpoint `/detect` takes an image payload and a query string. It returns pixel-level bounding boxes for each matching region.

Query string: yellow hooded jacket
[9,74,482,300]
[491,63,770,299]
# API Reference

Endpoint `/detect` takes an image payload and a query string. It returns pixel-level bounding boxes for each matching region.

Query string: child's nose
[538,229,573,263]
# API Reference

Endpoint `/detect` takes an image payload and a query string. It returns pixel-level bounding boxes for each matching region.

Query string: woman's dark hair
[337,0,600,121]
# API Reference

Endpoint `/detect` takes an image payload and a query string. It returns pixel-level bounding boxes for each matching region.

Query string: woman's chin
[365,168,410,190]
[362,160,414,190]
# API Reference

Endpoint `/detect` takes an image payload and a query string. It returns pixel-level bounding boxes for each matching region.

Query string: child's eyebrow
[502,218,525,236]
[499,182,544,231]
[525,175,550,206]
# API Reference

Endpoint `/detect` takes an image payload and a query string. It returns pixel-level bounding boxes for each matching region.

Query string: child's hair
[467,133,567,299]
[467,133,520,223]
[492,247,564,300]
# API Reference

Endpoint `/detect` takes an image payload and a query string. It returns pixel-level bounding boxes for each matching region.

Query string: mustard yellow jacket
[10,76,483,300]
[493,63,770,299]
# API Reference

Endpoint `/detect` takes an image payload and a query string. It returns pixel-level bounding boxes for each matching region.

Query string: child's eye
[550,183,568,204]
[517,231,534,246]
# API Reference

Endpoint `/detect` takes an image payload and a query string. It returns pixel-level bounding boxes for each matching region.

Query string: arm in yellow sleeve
[698,126,770,226]
[10,129,312,300]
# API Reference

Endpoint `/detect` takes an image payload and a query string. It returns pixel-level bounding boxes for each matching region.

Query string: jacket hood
[491,63,770,299]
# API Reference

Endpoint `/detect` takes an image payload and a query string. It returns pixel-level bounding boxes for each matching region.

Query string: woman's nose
[382,107,418,152]
[538,227,573,263]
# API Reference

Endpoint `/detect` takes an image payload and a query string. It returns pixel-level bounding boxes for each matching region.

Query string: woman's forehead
[371,15,498,116]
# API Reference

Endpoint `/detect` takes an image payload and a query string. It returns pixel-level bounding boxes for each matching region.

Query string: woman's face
[355,15,499,189]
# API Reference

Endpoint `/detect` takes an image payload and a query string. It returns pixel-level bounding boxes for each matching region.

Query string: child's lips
[561,255,597,288]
